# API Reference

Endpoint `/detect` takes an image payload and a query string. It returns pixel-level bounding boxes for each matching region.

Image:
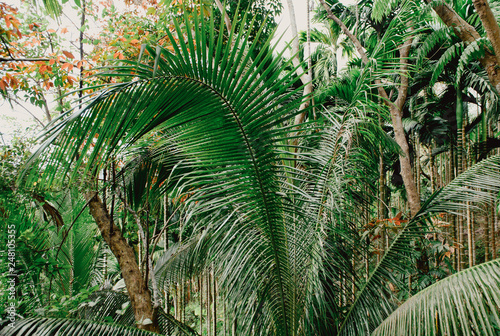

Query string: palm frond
[429,41,464,87]
[0,317,158,336]
[372,0,400,23]
[22,8,312,335]
[416,25,453,68]
[340,154,500,335]
[76,290,199,335]
[372,259,500,336]
[455,37,488,86]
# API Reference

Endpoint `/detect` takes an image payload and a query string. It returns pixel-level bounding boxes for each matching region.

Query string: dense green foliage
[2,0,500,335]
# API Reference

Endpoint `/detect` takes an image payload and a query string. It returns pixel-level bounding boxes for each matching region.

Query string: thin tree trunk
[164,194,170,318]
[467,202,474,267]
[472,0,500,68]
[287,0,313,126]
[232,315,237,336]
[447,145,458,270]
[486,202,491,262]
[223,293,227,336]
[493,200,497,259]
[79,0,85,98]
[84,192,158,332]
[207,269,211,336]
[379,136,387,220]
[199,277,203,335]
[378,140,387,263]
[456,89,465,271]
[365,236,370,280]
[211,269,217,336]
[214,0,232,32]
[416,136,421,196]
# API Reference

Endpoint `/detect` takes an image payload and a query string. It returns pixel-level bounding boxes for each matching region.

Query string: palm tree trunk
[493,200,497,259]
[467,202,474,267]
[415,136,421,196]
[472,0,500,69]
[199,277,203,335]
[223,293,227,336]
[447,145,458,270]
[378,141,386,260]
[486,202,491,262]
[79,0,85,99]
[232,315,237,336]
[207,269,211,336]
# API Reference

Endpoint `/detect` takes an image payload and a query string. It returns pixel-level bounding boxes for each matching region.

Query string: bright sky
[0,0,353,145]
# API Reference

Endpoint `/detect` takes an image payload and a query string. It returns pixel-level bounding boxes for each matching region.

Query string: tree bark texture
[84,192,159,333]
[473,0,500,66]
[429,0,500,90]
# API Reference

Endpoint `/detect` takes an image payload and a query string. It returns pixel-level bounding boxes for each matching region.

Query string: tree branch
[0,57,50,62]
[428,0,500,89]
[214,0,232,32]
[319,0,420,215]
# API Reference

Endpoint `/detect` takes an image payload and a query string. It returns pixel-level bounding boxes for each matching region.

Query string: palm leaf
[372,259,500,336]
[415,25,454,68]
[76,290,199,336]
[23,8,309,336]
[339,154,500,335]
[455,37,488,86]
[429,41,464,87]
[0,317,158,336]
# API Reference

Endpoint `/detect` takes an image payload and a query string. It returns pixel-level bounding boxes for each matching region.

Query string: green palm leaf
[340,154,500,335]
[372,259,500,336]
[76,290,199,336]
[23,8,308,336]
[0,317,158,336]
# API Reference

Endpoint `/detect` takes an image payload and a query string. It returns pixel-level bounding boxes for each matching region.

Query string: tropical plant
[6,2,500,336]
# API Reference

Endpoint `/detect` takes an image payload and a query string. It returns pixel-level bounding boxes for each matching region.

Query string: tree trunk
[456,89,466,270]
[207,269,211,336]
[493,200,497,259]
[84,192,158,333]
[211,269,217,336]
[79,0,85,99]
[485,203,491,262]
[319,0,420,216]
[473,0,500,67]
[287,0,313,126]
[429,0,500,90]
[199,277,203,335]
[214,0,232,32]
[467,202,474,267]
[232,315,237,336]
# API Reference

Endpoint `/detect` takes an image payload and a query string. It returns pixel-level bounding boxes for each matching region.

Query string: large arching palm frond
[372,258,500,336]
[0,317,158,336]
[75,290,199,336]
[22,8,314,336]
[340,154,500,335]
